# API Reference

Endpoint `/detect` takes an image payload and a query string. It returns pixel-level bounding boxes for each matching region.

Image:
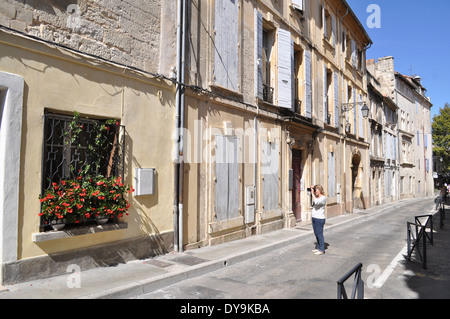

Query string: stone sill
[32,222,128,243]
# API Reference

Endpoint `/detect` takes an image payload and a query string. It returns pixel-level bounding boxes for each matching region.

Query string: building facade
[368,56,433,201]
[0,0,433,285]
[0,0,179,284]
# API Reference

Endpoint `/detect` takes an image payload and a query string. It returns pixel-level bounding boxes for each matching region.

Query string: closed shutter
[215,135,239,221]
[351,39,357,68]
[262,141,279,212]
[328,152,336,198]
[353,88,356,134]
[214,0,239,91]
[323,63,327,123]
[255,9,263,99]
[359,94,363,138]
[304,50,312,118]
[334,72,339,127]
[277,28,293,109]
[331,15,336,47]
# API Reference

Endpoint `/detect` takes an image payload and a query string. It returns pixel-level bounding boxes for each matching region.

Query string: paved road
[136,198,442,299]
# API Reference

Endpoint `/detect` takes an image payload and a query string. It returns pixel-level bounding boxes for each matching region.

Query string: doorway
[292,149,303,221]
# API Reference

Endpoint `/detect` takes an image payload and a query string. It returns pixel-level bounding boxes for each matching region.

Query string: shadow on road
[402,207,450,299]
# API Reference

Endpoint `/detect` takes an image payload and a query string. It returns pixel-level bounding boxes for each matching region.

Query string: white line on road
[371,244,408,289]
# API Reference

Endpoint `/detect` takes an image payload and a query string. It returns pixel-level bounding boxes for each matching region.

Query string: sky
[346,0,449,120]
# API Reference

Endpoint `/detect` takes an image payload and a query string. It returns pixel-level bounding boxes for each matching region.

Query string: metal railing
[405,218,429,269]
[337,263,364,299]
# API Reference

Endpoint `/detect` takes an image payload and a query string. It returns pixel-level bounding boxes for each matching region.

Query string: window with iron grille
[40,112,125,228]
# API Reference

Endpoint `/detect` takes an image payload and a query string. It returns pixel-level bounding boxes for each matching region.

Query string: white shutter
[255,9,263,99]
[291,0,304,11]
[277,28,293,109]
[351,39,357,68]
[322,5,327,38]
[334,72,339,127]
[305,50,312,118]
[331,15,336,47]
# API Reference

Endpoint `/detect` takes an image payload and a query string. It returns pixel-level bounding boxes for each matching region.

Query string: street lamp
[341,102,370,134]
[341,102,370,119]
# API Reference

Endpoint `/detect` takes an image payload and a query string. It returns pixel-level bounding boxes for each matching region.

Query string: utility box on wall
[134,168,155,196]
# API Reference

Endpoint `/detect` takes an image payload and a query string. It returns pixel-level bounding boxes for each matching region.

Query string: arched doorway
[351,152,365,209]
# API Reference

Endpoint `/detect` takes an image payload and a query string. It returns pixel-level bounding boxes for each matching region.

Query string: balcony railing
[263,84,274,104]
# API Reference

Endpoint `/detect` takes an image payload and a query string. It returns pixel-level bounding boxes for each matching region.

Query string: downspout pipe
[174,0,184,252]
[178,0,187,252]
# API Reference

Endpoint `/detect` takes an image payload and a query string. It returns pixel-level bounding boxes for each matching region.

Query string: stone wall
[0,0,175,74]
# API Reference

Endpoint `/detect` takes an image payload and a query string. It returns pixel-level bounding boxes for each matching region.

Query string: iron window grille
[40,112,125,229]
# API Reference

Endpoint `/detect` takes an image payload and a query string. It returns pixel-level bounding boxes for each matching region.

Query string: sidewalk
[0,197,442,299]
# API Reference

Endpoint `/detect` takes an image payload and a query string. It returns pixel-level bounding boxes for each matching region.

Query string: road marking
[371,244,408,289]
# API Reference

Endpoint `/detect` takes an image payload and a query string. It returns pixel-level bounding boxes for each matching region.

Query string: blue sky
[346,0,449,120]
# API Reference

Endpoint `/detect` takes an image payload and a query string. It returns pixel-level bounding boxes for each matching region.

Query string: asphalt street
[1,196,448,302]
[136,197,447,299]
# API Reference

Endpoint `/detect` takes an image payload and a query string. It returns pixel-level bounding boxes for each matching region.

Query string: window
[41,112,125,193]
[291,0,304,12]
[262,27,275,103]
[293,47,303,114]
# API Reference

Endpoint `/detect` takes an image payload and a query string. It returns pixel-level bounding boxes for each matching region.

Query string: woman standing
[311,184,327,255]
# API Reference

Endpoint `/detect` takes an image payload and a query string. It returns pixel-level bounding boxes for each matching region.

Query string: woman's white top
[311,195,326,219]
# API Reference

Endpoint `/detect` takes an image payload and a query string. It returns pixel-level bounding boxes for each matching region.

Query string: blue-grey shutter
[277,28,293,109]
[262,141,279,212]
[353,88,356,134]
[227,135,239,219]
[255,9,263,99]
[214,135,239,221]
[214,0,239,91]
[359,94,363,138]
[334,72,339,127]
[215,135,228,221]
[304,50,312,118]
[323,63,327,123]
[327,152,336,198]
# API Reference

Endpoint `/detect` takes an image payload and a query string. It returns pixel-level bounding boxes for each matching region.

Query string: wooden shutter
[327,152,336,198]
[358,94,363,138]
[351,39,357,68]
[304,50,312,118]
[331,15,336,47]
[214,0,239,91]
[353,88,356,134]
[214,135,239,221]
[334,72,339,127]
[277,28,293,109]
[262,141,279,212]
[255,9,263,99]
[323,63,327,123]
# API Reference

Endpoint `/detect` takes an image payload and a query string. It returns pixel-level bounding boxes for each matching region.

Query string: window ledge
[32,222,128,243]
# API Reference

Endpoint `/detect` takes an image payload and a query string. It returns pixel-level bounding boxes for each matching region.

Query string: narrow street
[136,198,446,299]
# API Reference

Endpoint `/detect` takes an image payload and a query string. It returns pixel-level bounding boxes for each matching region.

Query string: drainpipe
[174,0,186,252]
[178,0,187,252]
